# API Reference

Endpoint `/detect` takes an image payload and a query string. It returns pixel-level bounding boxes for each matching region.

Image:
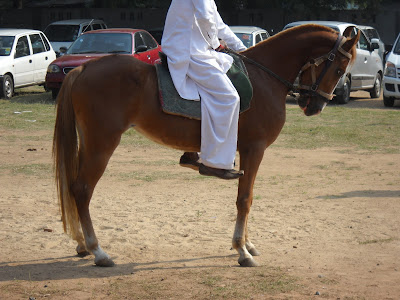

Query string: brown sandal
[179,152,201,171]
[199,163,244,180]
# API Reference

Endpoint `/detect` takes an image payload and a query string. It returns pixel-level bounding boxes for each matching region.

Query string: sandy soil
[0,91,399,299]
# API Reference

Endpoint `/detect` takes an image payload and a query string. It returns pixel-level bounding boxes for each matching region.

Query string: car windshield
[234,33,253,48]
[67,32,132,54]
[394,36,400,54]
[44,25,80,42]
[0,36,15,56]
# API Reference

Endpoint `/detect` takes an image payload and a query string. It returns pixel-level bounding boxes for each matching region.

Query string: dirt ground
[0,91,399,299]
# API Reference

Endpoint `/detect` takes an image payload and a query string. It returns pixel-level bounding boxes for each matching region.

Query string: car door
[29,33,53,83]
[13,35,34,86]
[141,31,160,64]
[350,31,376,89]
[133,31,158,64]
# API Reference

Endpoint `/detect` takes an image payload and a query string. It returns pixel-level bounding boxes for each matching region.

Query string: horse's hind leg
[71,221,90,257]
[71,132,121,267]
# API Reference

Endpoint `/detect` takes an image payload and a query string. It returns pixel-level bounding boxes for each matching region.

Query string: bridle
[226,33,353,102]
[297,33,353,100]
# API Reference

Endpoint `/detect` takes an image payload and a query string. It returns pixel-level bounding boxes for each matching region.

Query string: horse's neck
[244,30,332,85]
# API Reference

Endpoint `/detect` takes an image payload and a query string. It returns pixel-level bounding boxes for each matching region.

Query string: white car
[44,19,107,56]
[383,32,400,107]
[0,29,56,99]
[229,26,270,48]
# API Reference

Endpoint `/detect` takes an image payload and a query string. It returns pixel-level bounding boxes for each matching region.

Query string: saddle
[156,51,253,120]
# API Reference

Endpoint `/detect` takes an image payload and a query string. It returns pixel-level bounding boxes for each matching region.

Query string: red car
[45,28,161,99]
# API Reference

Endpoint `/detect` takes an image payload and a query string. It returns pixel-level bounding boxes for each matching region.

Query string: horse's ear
[342,26,360,51]
[343,26,356,38]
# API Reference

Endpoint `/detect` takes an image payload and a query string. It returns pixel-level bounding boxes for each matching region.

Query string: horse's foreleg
[233,147,264,267]
[245,218,260,256]
[72,134,121,267]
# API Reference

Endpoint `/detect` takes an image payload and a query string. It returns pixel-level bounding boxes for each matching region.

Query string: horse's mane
[242,23,356,65]
[247,24,337,50]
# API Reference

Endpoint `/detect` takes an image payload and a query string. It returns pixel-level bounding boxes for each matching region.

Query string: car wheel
[0,74,14,99]
[336,77,350,104]
[369,73,382,98]
[383,95,395,107]
[51,88,59,100]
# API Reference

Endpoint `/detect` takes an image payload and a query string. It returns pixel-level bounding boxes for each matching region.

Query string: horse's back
[80,54,154,84]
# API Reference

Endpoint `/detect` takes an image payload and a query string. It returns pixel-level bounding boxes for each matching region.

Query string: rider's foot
[199,163,244,180]
[179,152,201,171]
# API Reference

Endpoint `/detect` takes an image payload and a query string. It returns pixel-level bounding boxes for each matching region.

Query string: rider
[161,0,247,180]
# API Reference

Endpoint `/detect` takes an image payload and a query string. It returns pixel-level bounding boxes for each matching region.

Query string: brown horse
[53,24,359,267]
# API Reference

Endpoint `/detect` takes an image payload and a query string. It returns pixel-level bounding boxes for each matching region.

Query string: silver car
[230,26,270,48]
[357,25,385,64]
[283,21,383,104]
[44,19,107,56]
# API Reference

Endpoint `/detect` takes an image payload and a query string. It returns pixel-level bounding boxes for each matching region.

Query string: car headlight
[47,64,61,73]
[384,62,396,78]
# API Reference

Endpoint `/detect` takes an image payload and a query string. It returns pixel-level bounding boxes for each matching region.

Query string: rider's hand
[216,40,228,52]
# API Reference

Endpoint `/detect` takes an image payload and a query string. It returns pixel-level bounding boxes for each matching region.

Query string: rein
[226,33,352,101]
[225,47,295,91]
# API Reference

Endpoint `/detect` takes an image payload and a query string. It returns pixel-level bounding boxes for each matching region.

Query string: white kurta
[161,0,247,169]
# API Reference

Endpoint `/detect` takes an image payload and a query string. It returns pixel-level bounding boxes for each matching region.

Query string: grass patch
[0,163,52,178]
[274,106,400,153]
[0,99,56,132]
[198,267,299,298]
[358,237,394,245]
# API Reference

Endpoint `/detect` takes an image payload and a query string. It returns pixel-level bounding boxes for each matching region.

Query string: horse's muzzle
[297,92,328,116]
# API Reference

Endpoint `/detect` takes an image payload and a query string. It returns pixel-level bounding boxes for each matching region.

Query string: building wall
[0,5,399,45]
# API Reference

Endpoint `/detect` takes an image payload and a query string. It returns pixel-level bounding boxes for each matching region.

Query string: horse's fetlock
[232,238,244,249]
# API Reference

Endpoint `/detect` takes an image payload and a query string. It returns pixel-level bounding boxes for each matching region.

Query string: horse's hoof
[76,245,90,257]
[77,250,90,258]
[95,257,115,267]
[239,257,259,267]
[248,248,261,256]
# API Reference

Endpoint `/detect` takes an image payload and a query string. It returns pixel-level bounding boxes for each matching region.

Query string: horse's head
[297,26,360,116]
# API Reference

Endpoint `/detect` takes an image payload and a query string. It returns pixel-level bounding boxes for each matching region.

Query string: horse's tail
[52,67,83,238]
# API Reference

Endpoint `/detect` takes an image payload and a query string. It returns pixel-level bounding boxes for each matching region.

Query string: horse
[53,24,359,267]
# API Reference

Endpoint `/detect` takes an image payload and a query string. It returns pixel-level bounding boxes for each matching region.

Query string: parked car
[229,26,270,48]
[0,28,56,99]
[382,32,400,107]
[283,21,383,104]
[44,19,107,56]
[358,25,385,64]
[45,28,161,99]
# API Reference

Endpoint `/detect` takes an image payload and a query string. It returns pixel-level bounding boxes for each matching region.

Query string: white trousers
[187,56,240,169]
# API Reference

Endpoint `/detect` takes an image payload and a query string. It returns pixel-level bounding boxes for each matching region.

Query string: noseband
[226,33,353,102]
[298,33,353,101]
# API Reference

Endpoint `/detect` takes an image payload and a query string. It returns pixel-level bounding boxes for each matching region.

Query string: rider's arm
[193,0,220,50]
[214,5,247,51]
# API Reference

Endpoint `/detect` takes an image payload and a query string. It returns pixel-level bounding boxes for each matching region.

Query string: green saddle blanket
[156,52,253,120]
